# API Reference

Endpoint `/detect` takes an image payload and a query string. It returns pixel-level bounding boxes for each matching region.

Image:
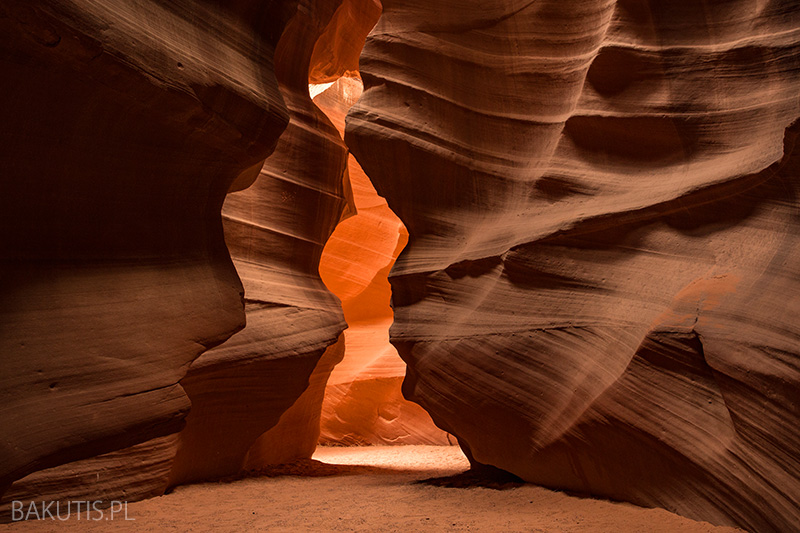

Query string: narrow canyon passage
[1,0,798,531]
[314,76,453,447]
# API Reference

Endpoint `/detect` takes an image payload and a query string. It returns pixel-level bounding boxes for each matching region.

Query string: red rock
[0,436,177,521]
[316,77,451,445]
[167,0,353,483]
[3,1,799,529]
[0,0,291,499]
[244,336,345,468]
[0,0,360,508]
[346,1,800,530]
[309,0,382,83]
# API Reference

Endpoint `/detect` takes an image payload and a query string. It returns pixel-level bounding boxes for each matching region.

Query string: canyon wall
[316,77,451,445]
[0,0,289,502]
[3,0,799,529]
[346,0,800,531]
[0,0,365,514]
[167,0,352,485]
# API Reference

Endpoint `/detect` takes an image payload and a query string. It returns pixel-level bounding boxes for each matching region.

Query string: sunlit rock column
[317,77,452,445]
[346,0,800,530]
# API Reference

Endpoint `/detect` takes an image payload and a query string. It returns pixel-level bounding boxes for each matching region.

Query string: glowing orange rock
[317,77,451,445]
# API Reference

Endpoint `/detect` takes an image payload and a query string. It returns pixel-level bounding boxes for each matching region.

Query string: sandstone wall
[316,77,451,446]
[0,0,292,502]
[167,0,352,485]
[346,1,800,530]
[0,0,367,515]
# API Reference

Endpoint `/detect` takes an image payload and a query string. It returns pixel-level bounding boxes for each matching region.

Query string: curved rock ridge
[309,0,383,83]
[0,0,294,503]
[316,77,451,445]
[346,0,800,530]
[0,436,178,522]
[349,0,800,274]
[1,0,378,512]
[168,0,360,484]
[243,336,345,468]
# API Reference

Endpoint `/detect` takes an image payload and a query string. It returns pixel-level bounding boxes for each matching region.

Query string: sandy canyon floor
[2,446,743,532]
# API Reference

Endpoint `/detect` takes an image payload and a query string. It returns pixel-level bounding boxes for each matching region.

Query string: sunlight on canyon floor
[2,446,742,532]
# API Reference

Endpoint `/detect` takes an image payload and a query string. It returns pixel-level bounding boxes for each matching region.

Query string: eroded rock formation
[0,0,290,505]
[167,0,352,485]
[316,77,451,445]
[4,0,799,528]
[0,0,369,515]
[346,1,800,530]
[309,0,382,83]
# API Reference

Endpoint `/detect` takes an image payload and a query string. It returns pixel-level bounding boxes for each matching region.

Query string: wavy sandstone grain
[0,0,366,515]
[309,0,382,83]
[0,0,293,507]
[167,0,352,485]
[346,1,800,530]
[316,77,451,445]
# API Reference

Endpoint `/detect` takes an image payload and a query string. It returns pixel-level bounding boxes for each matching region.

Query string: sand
[2,446,743,532]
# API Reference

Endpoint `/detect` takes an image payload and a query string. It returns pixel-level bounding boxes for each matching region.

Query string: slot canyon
[0,0,798,531]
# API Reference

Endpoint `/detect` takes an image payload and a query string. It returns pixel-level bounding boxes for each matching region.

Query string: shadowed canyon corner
[0,1,798,532]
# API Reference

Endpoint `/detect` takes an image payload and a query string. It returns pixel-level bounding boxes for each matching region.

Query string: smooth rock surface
[0,0,366,510]
[346,1,800,530]
[243,337,345,468]
[0,436,178,522]
[168,0,352,485]
[309,0,382,83]
[0,0,292,500]
[317,77,452,445]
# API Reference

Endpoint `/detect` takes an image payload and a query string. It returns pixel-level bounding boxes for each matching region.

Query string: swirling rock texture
[0,0,293,512]
[167,0,353,485]
[0,436,179,516]
[309,0,382,83]
[0,0,368,516]
[316,77,451,445]
[346,0,800,531]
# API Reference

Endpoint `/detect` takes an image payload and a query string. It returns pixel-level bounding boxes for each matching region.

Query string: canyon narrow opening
[312,76,454,447]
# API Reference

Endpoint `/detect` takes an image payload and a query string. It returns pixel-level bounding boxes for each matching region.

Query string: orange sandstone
[316,77,451,445]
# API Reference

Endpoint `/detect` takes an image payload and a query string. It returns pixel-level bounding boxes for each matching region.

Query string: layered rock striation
[167,0,353,485]
[316,77,451,445]
[346,1,800,530]
[0,0,369,514]
[4,0,799,528]
[0,0,291,503]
